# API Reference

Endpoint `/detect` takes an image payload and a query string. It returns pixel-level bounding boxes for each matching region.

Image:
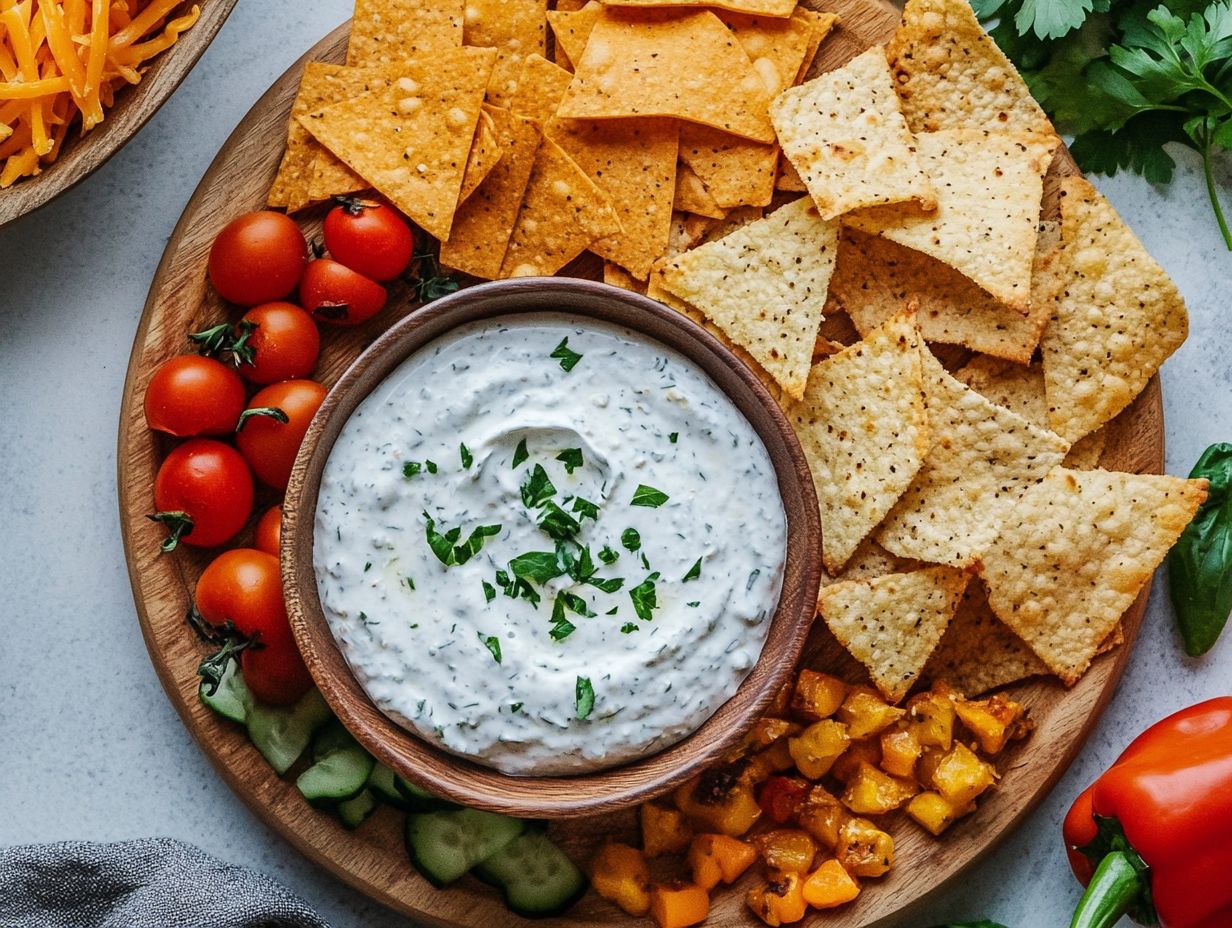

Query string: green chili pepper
[1167,443,1232,656]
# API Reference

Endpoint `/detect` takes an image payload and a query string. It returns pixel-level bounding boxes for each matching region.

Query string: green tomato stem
[1070,852,1145,928]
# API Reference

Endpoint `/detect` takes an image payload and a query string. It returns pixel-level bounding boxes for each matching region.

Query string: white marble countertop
[0,2,1228,925]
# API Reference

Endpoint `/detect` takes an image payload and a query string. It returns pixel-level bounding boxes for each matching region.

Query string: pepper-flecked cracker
[347,0,463,66]
[298,47,497,242]
[786,307,930,573]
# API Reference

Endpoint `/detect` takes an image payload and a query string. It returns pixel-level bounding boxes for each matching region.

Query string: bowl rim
[281,277,822,818]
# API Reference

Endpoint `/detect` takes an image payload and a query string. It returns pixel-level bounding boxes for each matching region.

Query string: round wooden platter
[117,2,1166,925]
[0,0,238,231]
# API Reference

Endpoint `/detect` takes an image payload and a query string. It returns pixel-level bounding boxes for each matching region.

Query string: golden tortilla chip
[776,155,806,191]
[299,48,496,242]
[771,46,936,220]
[605,0,796,14]
[509,53,574,124]
[348,0,463,66]
[462,0,549,108]
[546,116,677,279]
[787,307,930,573]
[674,162,729,219]
[459,105,510,204]
[554,0,589,10]
[718,8,813,96]
[876,348,1070,566]
[658,197,838,400]
[558,9,775,143]
[307,151,367,202]
[498,136,622,277]
[845,129,1057,312]
[546,1,600,70]
[440,115,542,278]
[981,468,1206,684]
[820,566,971,703]
[603,261,647,293]
[818,539,920,590]
[887,0,1054,138]
[678,126,777,210]
[793,8,838,83]
[1040,176,1189,443]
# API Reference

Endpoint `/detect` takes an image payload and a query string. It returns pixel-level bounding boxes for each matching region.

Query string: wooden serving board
[117,3,1165,925]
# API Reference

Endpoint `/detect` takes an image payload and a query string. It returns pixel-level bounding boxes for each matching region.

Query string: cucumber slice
[367,763,411,809]
[395,774,460,812]
[246,689,332,775]
[474,832,587,918]
[312,719,359,762]
[405,809,526,887]
[337,788,378,830]
[296,721,374,806]
[199,659,252,724]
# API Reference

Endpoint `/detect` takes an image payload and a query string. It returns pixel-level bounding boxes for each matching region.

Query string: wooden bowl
[0,0,238,231]
[281,277,823,818]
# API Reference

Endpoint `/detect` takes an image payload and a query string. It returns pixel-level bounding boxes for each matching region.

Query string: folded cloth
[0,838,330,928]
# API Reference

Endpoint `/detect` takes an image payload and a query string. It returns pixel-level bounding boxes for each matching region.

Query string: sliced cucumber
[246,688,332,775]
[296,720,374,806]
[367,763,411,809]
[337,788,378,830]
[312,718,359,762]
[395,774,460,812]
[474,832,587,918]
[199,659,252,724]
[405,809,526,887]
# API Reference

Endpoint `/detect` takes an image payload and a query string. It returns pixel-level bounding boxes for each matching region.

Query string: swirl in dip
[313,313,787,775]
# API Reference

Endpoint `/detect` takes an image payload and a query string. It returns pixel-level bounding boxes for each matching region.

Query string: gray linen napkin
[0,838,330,928]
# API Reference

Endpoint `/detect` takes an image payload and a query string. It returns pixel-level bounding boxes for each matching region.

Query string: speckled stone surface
[0,2,1228,925]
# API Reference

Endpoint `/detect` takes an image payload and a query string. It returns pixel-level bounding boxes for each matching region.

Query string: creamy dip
[313,313,786,775]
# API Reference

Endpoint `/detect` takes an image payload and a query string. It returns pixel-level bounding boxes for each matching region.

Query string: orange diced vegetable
[792,670,848,720]
[836,817,894,878]
[841,762,918,815]
[953,693,1026,755]
[880,726,922,778]
[688,834,757,889]
[795,786,849,849]
[836,687,905,739]
[746,872,808,926]
[788,719,850,779]
[931,743,998,806]
[757,774,812,824]
[752,828,818,873]
[802,859,861,909]
[591,842,652,916]
[650,882,710,928]
[769,681,793,716]
[906,791,974,836]
[674,769,762,837]
[908,690,957,750]
[642,802,694,856]
[830,738,882,783]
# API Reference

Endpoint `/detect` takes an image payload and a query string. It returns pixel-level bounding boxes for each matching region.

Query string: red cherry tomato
[299,258,387,327]
[151,439,254,551]
[757,775,811,824]
[194,548,312,705]
[144,355,246,437]
[323,198,416,281]
[208,211,307,306]
[235,302,321,384]
[254,504,282,557]
[235,379,327,489]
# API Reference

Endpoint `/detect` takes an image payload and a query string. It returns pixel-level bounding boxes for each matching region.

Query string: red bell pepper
[1063,697,1232,928]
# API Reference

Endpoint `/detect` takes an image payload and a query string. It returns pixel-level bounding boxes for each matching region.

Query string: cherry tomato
[757,775,811,824]
[235,379,327,489]
[254,504,282,557]
[323,198,416,281]
[299,258,387,327]
[195,548,312,705]
[144,355,246,436]
[208,211,307,306]
[151,439,254,551]
[235,302,320,384]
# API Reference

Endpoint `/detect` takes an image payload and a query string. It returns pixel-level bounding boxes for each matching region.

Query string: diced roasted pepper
[931,742,997,807]
[788,719,850,779]
[757,775,811,824]
[907,690,957,750]
[836,687,905,739]
[795,786,849,849]
[802,859,861,909]
[592,842,652,916]
[906,791,974,837]
[752,829,818,873]
[953,693,1026,755]
[674,768,762,837]
[746,872,808,926]
[841,762,918,815]
[880,726,922,778]
[688,834,757,890]
[836,817,894,878]
[642,802,694,856]
[743,741,796,786]
[916,745,946,790]
[649,882,710,928]
[728,718,802,763]
[829,738,882,783]
[792,670,849,721]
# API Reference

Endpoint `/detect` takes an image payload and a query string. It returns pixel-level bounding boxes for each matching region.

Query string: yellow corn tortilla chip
[462,0,549,108]
[268,123,321,211]
[846,129,1057,312]
[299,48,496,242]
[603,261,647,293]
[307,151,367,202]
[718,8,813,97]
[674,162,729,219]
[557,9,776,143]
[771,46,936,220]
[459,105,510,204]
[546,116,677,279]
[818,538,920,590]
[554,0,589,10]
[1040,176,1189,443]
[793,8,838,83]
[498,136,622,277]
[658,197,838,400]
[887,0,1054,138]
[876,347,1070,566]
[820,566,971,703]
[348,0,463,66]
[981,468,1206,684]
[786,307,930,573]
[605,0,797,16]
[546,1,600,70]
[509,53,574,124]
[776,155,806,192]
[678,126,776,210]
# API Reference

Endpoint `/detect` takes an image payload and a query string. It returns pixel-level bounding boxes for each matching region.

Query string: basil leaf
[551,337,583,372]
[520,464,557,509]
[631,484,669,508]
[556,448,584,474]
[575,675,595,719]
[1168,442,1232,656]
[478,633,502,664]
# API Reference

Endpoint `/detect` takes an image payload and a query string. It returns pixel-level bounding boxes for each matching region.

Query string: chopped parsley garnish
[512,437,529,469]
[478,633,502,664]
[575,676,595,719]
[629,572,661,622]
[631,484,669,508]
[402,461,423,479]
[682,558,702,583]
[405,577,415,590]
[571,496,599,522]
[551,338,583,372]
[549,597,577,641]
[520,464,557,509]
[669,432,679,444]
[482,580,496,603]
[558,591,595,618]
[599,544,619,565]
[620,622,640,634]
[460,443,473,469]
[425,460,438,474]
[364,561,372,572]
[556,448,583,474]
[747,568,761,591]
[510,702,523,713]
[423,513,501,567]
[537,501,582,541]
[621,528,641,552]
[606,606,619,616]
[687,601,700,608]
[586,575,624,594]
[640,552,651,570]
[509,550,566,585]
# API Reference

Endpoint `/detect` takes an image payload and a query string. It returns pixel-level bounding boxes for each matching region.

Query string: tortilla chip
[658,197,838,399]
[558,9,776,143]
[604,261,647,293]
[554,0,588,10]
[980,468,1206,684]
[459,105,509,204]
[719,8,813,96]
[1040,176,1189,443]
[820,566,971,703]
[546,1,600,69]
[818,539,920,590]
[604,0,796,15]
[498,136,621,277]
[440,115,542,278]
[348,0,463,66]
[462,0,549,108]
[268,123,321,211]
[299,48,496,242]
[776,155,806,191]
[678,126,777,210]
[887,0,1054,138]
[307,151,367,202]
[771,46,936,220]
[509,53,574,124]
[876,348,1070,566]
[786,307,930,572]
[793,8,838,83]
[845,129,1057,312]
[674,162,728,219]
[546,116,677,279]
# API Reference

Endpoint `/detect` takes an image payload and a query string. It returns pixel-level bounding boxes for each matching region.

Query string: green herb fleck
[549,596,578,641]
[620,623,640,634]
[587,575,624,594]
[747,568,761,591]
[559,590,596,618]
[482,580,496,603]
[571,496,600,521]
[556,448,584,474]
[599,544,619,565]
[629,572,661,622]
[460,443,473,469]
[551,338,583,372]
[509,550,566,584]
[621,528,641,552]
[631,484,669,508]
[425,460,438,474]
[478,633,502,664]
[575,676,595,719]
[512,437,529,469]
[669,432,678,444]
[682,558,702,582]
[405,577,416,591]
[687,601,700,608]
[606,606,619,616]
[364,561,372,572]
[402,461,422,479]
[423,513,501,567]
[510,702,523,713]
[538,501,582,541]
[520,464,557,509]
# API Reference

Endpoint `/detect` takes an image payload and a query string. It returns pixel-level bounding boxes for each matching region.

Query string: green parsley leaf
[551,337,583,372]
[424,514,501,567]
[538,501,582,541]
[520,464,557,509]
[599,544,620,565]
[510,550,567,584]
[669,432,678,444]
[510,702,524,713]
[556,448,584,474]
[559,591,596,617]
[425,460,438,474]
[571,496,600,521]
[478,633,502,664]
[460,443,473,469]
[453,524,502,565]
[629,572,661,622]
[606,606,619,615]
[575,676,595,719]
[621,528,641,552]
[631,484,670,508]
[682,558,702,582]
[402,461,422,479]
[587,575,625,594]
[512,437,529,469]
[482,580,496,602]
[549,596,577,641]
[620,622,640,634]
[687,600,700,607]
[568,545,596,583]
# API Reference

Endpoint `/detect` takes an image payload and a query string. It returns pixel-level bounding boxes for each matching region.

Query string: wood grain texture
[116,2,1166,925]
[0,0,238,231]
